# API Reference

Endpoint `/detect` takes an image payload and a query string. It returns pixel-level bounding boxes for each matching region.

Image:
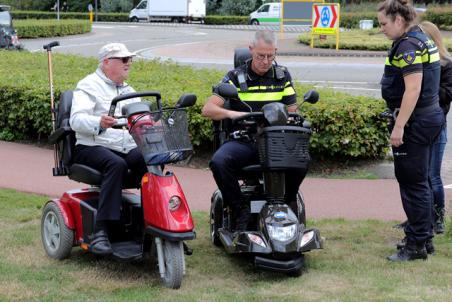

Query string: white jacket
[70,68,139,154]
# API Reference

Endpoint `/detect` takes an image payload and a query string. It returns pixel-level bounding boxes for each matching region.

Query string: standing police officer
[378,0,445,261]
[202,30,303,231]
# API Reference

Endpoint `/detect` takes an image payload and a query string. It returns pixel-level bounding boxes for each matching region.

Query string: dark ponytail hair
[378,0,417,24]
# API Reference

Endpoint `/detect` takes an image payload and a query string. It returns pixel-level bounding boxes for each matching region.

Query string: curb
[278,51,387,57]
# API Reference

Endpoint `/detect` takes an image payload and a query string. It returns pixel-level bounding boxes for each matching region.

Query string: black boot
[396,237,435,254]
[388,243,427,262]
[433,208,445,234]
[233,205,250,232]
[90,220,112,256]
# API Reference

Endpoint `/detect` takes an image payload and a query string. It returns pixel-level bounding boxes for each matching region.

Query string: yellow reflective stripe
[284,81,291,87]
[238,91,285,101]
[427,52,440,63]
[284,86,295,96]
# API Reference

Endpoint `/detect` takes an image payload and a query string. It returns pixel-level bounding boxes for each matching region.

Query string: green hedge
[0,51,388,159]
[12,10,129,22]
[205,15,248,25]
[423,7,452,30]
[14,19,91,38]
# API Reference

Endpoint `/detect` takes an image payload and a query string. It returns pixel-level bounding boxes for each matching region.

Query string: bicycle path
[1,140,450,221]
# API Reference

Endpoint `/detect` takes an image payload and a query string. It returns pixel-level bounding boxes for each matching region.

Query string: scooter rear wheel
[41,201,74,260]
[210,190,223,247]
[161,240,184,289]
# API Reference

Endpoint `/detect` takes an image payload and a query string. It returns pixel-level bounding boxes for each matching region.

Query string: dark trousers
[210,140,305,209]
[391,109,444,245]
[73,145,147,221]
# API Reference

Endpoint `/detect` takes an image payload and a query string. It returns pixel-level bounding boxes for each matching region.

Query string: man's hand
[100,115,117,129]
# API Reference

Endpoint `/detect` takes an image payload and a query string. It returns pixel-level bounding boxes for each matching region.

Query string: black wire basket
[130,109,193,165]
[258,126,311,170]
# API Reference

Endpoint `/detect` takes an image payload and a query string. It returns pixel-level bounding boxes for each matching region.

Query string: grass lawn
[0,188,451,302]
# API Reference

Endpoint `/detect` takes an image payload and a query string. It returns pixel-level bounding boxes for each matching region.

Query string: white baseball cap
[98,43,136,62]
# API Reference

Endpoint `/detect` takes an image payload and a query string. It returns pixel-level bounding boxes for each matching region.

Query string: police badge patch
[402,51,416,65]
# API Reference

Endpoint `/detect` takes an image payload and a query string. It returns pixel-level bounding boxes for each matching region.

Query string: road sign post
[311,3,340,51]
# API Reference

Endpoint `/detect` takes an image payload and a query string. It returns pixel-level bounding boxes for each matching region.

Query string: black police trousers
[391,108,445,245]
[73,145,147,221]
[210,140,305,210]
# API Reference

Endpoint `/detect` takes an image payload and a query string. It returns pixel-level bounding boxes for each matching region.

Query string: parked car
[249,2,280,25]
[0,5,22,50]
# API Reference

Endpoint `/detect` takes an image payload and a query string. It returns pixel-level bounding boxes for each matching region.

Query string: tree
[219,0,256,16]
[100,0,133,13]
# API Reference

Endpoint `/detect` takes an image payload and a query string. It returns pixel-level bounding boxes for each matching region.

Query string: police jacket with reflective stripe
[380,26,441,110]
[218,61,297,112]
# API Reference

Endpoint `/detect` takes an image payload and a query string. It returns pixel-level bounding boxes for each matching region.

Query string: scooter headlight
[168,196,181,212]
[300,230,315,248]
[267,224,297,242]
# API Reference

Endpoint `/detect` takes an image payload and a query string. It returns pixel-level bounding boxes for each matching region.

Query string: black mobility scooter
[209,49,324,276]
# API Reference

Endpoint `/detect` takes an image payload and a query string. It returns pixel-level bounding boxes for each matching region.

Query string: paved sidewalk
[0,141,450,221]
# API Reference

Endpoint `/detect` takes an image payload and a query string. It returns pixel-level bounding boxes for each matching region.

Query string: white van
[129,0,206,23]
[249,2,281,25]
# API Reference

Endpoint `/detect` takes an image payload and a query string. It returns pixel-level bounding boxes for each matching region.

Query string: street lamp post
[95,0,98,22]
[57,0,60,20]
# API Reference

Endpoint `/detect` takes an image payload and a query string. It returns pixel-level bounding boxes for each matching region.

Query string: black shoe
[387,246,427,262]
[433,208,445,234]
[183,242,193,256]
[396,237,435,255]
[89,230,113,256]
[393,220,408,229]
[234,205,250,232]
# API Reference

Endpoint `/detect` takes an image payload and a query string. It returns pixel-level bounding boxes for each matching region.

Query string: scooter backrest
[56,90,76,166]
[234,48,252,69]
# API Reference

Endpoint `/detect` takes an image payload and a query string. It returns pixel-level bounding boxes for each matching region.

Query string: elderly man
[70,43,147,255]
[202,30,302,231]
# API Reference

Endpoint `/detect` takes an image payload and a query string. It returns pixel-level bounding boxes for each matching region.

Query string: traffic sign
[310,3,340,50]
[312,4,339,34]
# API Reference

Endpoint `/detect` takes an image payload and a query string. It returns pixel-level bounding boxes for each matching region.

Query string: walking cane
[43,41,60,175]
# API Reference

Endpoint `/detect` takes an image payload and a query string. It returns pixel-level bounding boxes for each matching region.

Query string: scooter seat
[242,165,262,172]
[69,164,140,188]
[69,163,102,185]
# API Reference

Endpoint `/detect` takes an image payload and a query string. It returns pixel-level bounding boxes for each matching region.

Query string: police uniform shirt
[220,61,297,112]
[382,26,441,109]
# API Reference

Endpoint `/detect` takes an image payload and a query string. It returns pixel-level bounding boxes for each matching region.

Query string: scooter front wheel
[160,240,184,289]
[41,201,74,260]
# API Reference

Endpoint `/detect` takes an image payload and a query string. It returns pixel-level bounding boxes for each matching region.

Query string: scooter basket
[258,126,311,170]
[130,109,193,165]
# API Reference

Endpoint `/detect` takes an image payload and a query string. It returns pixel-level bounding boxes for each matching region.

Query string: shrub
[0,51,388,159]
[11,10,129,22]
[204,15,249,25]
[14,19,91,38]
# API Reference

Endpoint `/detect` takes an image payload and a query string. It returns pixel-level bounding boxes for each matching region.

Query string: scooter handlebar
[108,91,162,117]
[43,41,60,51]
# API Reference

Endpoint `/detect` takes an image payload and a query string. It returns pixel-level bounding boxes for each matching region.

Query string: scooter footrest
[254,255,304,273]
[111,241,143,262]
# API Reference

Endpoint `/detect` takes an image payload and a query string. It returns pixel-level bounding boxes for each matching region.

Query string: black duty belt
[391,102,440,119]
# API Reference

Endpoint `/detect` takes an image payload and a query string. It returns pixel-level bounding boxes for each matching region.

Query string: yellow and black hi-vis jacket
[216,60,297,112]
[381,25,441,110]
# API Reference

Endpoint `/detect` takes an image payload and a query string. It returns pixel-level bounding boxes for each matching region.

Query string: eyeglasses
[255,53,276,61]
[109,56,133,64]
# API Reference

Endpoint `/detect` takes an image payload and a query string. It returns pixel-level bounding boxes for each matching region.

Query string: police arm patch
[402,51,416,65]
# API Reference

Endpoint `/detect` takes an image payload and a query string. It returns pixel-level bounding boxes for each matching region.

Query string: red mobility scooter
[41,90,197,289]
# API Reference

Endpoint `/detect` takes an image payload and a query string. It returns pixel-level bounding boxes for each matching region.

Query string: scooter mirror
[303,90,319,104]
[175,93,197,108]
[216,83,239,100]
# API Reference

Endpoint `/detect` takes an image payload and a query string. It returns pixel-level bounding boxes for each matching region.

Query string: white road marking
[444,184,452,189]
[313,85,380,92]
